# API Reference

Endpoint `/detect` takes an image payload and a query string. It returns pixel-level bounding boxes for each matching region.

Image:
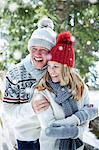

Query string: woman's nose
[50,67,55,73]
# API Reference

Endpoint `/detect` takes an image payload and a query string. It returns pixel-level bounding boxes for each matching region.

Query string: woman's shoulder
[39,89,55,100]
[83,84,89,97]
[79,84,89,105]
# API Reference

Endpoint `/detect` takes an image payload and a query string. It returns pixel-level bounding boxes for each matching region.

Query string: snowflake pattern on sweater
[4,63,37,103]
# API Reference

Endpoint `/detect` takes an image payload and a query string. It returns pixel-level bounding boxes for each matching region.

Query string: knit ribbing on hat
[28,17,56,51]
[49,32,75,67]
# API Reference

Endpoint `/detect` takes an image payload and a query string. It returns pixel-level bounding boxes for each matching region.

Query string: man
[3,17,56,150]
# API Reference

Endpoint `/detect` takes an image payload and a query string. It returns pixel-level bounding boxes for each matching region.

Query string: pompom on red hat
[49,32,75,67]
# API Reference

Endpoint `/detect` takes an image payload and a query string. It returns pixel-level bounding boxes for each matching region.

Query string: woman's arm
[74,105,98,125]
[73,85,98,125]
[33,89,55,129]
[50,105,98,126]
[33,90,79,140]
[52,85,98,126]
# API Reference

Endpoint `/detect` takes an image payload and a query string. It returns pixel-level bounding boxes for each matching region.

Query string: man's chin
[36,66,43,69]
[31,59,47,69]
[32,61,42,69]
[34,64,44,69]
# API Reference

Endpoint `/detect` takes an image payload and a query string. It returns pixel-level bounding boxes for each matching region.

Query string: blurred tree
[0,0,99,82]
[43,0,99,76]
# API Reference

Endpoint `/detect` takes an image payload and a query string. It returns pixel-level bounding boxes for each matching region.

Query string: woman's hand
[45,123,78,139]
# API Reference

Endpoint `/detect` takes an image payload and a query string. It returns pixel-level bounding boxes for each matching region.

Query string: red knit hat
[49,32,75,67]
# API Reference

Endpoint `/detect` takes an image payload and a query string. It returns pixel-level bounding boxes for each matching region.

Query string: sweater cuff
[73,126,83,139]
[75,110,88,125]
[72,114,81,126]
[71,126,79,139]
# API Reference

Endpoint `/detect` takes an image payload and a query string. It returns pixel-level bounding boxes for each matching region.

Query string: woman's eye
[48,65,60,69]
[54,65,59,68]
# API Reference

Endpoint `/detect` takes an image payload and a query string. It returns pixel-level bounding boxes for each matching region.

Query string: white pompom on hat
[28,16,56,51]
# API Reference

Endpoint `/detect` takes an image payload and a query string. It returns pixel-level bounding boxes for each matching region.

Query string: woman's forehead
[48,61,61,65]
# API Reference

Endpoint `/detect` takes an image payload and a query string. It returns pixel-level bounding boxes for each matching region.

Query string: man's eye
[31,48,36,51]
[41,50,47,53]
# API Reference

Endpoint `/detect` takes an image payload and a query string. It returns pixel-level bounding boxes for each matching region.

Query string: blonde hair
[35,65,84,101]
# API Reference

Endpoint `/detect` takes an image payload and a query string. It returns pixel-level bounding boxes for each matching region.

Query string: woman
[0,71,17,150]
[32,32,98,150]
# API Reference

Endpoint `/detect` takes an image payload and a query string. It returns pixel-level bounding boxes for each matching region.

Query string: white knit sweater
[34,86,89,150]
[33,85,98,150]
[0,102,16,150]
[3,55,47,141]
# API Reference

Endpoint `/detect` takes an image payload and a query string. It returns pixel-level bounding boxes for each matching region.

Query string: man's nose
[36,49,41,54]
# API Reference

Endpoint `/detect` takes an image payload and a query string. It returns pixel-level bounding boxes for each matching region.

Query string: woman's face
[48,61,62,83]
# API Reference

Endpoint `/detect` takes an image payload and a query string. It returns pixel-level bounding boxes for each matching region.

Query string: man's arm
[3,69,49,120]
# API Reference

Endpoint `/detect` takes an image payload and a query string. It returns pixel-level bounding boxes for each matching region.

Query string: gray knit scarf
[48,78,83,150]
[22,54,47,99]
[23,54,47,82]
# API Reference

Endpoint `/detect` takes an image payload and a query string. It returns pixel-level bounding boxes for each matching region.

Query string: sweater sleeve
[53,106,98,127]
[52,85,98,126]
[33,89,55,129]
[74,106,98,125]
[75,85,98,124]
[3,101,35,120]
[3,68,36,120]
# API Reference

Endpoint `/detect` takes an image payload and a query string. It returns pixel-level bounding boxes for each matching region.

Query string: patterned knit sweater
[4,55,47,103]
[3,55,47,141]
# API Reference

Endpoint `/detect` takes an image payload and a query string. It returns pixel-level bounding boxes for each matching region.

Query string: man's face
[29,46,49,69]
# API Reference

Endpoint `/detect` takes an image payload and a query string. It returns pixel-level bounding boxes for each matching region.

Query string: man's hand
[32,94,50,113]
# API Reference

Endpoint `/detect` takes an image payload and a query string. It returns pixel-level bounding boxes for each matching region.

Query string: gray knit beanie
[28,16,56,51]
